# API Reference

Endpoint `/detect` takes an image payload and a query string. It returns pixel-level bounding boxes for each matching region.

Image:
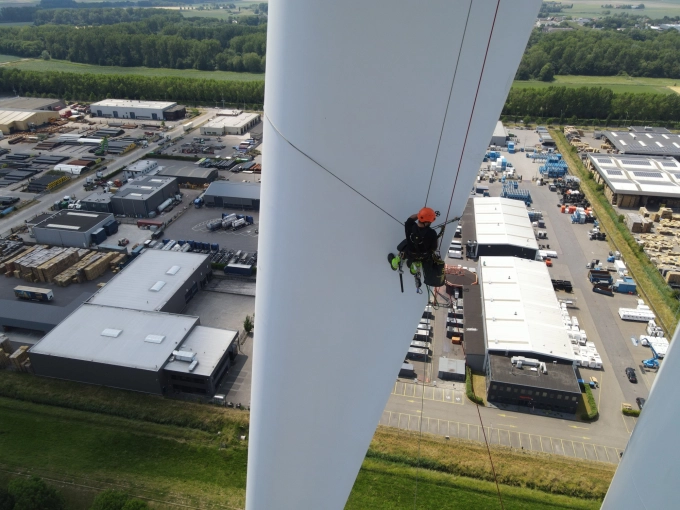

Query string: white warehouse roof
[202,112,260,130]
[480,256,574,361]
[588,154,680,197]
[474,197,538,251]
[88,250,210,311]
[29,304,198,371]
[164,325,238,377]
[91,99,177,110]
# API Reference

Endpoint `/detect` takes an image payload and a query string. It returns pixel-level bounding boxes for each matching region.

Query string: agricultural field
[0,54,21,64]
[567,0,680,19]
[0,57,264,81]
[513,75,680,95]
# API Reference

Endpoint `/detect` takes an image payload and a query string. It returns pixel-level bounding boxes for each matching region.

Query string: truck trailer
[14,285,54,302]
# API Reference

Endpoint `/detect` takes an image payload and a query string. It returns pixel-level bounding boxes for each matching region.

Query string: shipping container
[14,285,53,302]
[224,263,253,276]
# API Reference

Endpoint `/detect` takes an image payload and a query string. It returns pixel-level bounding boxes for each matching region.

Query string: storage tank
[157,198,173,213]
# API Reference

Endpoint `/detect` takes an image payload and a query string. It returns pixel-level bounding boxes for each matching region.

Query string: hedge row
[581,385,599,421]
[465,366,484,406]
[622,407,641,417]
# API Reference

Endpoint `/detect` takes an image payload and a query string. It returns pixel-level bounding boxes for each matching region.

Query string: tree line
[0,15,267,72]
[503,86,680,123]
[33,7,182,25]
[517,27,680,79]
[0,68,265,106]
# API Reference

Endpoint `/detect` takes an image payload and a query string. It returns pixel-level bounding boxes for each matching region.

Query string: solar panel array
[622,159,652,166]
[661,161,679,167]
[637,181,675,187]
[632,171,663,178]
[605,169,623,175]
[594,157,613,165]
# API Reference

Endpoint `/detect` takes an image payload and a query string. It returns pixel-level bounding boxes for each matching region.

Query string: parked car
[635,397,646,410]
[625,367,638,384]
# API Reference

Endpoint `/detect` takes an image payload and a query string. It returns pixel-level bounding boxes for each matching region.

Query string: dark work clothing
[403,217,438,260]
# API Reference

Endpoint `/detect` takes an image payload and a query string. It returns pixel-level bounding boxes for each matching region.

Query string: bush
[7,476,65,510]
[0,488,14,510]
[465,366,484,405]
[581,385,599,421]
[618,214,626,223]
[91,490,129,510]
[121,500,149,510]
[622,408,641,417]
[595,183,605,192]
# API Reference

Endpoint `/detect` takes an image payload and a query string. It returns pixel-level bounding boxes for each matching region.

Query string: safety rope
[477,404,506,510]
[264,114,404,227]
[424,0,474,207]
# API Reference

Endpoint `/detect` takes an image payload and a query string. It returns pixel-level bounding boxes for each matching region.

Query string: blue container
[1,206,14,216]
[211,243,219,252]
[178,240,185,246]
[246,215,254,224]
[162,239,170,244]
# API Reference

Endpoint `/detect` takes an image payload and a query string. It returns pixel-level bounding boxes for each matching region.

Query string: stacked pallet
[0,349,9,368]
[9,346,28,370]
[53,251,100,286]
[661,208,674,220]
[38,248,81,283]
[0,246,38,276]
[0,334,13,355]
[83,252,117,280]
[109,253,127,273]
[14,246,65,282]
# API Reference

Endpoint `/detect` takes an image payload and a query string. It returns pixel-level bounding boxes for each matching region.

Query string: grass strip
[0,397,606,510]
[552,129,680,335]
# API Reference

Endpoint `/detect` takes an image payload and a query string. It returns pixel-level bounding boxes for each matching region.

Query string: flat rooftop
[115,176,176,201]
[462,284,485,356]
[604,130,680,156]
[127,160,158,172]
[88,249,210,312]
[0,97,60,110]
[588,154,680,197]
[473,197,538,251]
[29,304,199,371]
[33,211,112,232]
[157,166,215,179]
[91,99,176,110]
[480,256,574,361]
[488,353,581,393]
[205,181,261,199]
[163,325,237,377]
[82,191,112,204]
[493,121,507,138]
[202,112,260,129]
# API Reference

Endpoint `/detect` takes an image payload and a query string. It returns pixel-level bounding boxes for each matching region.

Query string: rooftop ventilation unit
[101,328,122,338]
[145,334,165,344]
[172,350,196,362]
[150,281,166,292]
[166,266,181,275]
[188,360,199,372]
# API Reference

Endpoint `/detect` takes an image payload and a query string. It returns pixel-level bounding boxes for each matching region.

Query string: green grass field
[0,54,21,64]
[513,75,680,95]
[567,0,680,19]
[0,57,264,81]
[0,397,604,510]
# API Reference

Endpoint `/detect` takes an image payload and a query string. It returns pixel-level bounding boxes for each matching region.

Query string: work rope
[264,114,404,227]
[477,404,506,510]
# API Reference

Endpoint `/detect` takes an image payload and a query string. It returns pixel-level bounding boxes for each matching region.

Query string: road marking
[497,424,517,428]
[571,435,591,440]
[497,413,517,418]
[621,414,631,435]
[569,425,589,430]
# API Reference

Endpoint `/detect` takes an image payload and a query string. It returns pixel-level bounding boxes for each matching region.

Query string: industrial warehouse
[27,249,237,396]
[466,197,539,260]
[200,110,261,136]
[157,166,217,186]
[31,210,116,248]
[204,181,261,210]
[89,99,186,121]
[0,109,60,135]
[109,176,180,218]
[602,128,680,157]
[587,154,680,208]
[124,159,159,180]
[479,257,582,414]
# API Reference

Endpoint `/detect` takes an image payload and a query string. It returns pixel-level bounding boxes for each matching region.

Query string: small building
[88,249,212,314]
[80,192,113,214]
[603,130,680,157]
[29,304,237,396]
[32,210,115,248]
[0,97,64,111]
[469,197,538,260]
[0,109,60,135]
[90,99,184,121]
[204,181,261,210]
[490,121,508,147]
[586,154,680,208]
[462,284,486,372]
[124,160,159,180]
[200,111,261,136]
[111,176,179,218]
[156,166,217,186]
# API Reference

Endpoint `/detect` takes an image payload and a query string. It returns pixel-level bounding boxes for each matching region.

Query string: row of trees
[0,17,267,71]
[33,7,182,25]
[0,68,265,106]
[503,86,680,122]
[517,27,680,79]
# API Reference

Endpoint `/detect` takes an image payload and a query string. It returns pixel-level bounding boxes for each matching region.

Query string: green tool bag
[423,255,445,287]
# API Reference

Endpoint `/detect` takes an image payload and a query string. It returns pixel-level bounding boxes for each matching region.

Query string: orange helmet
[418,207,436,223]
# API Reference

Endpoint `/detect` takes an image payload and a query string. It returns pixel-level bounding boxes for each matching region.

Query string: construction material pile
[53,251,117,286]
[0,334,13,368]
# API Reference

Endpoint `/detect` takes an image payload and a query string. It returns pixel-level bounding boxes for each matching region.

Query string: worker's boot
[388,253,400,271]
[409,261,421,275]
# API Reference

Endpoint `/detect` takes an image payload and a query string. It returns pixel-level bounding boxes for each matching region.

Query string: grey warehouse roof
[588,154,680,197]
[164,325,237,377]
[29,304,199,371]
[604,130,680,156]
[488,354,581,393]
[158,166,216,179]
[33,210,113,232]
[205,181,261,199]
[82,192,112,204]
[116,176,176,200]
[88,249,210,311]
[0,97,61,110]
